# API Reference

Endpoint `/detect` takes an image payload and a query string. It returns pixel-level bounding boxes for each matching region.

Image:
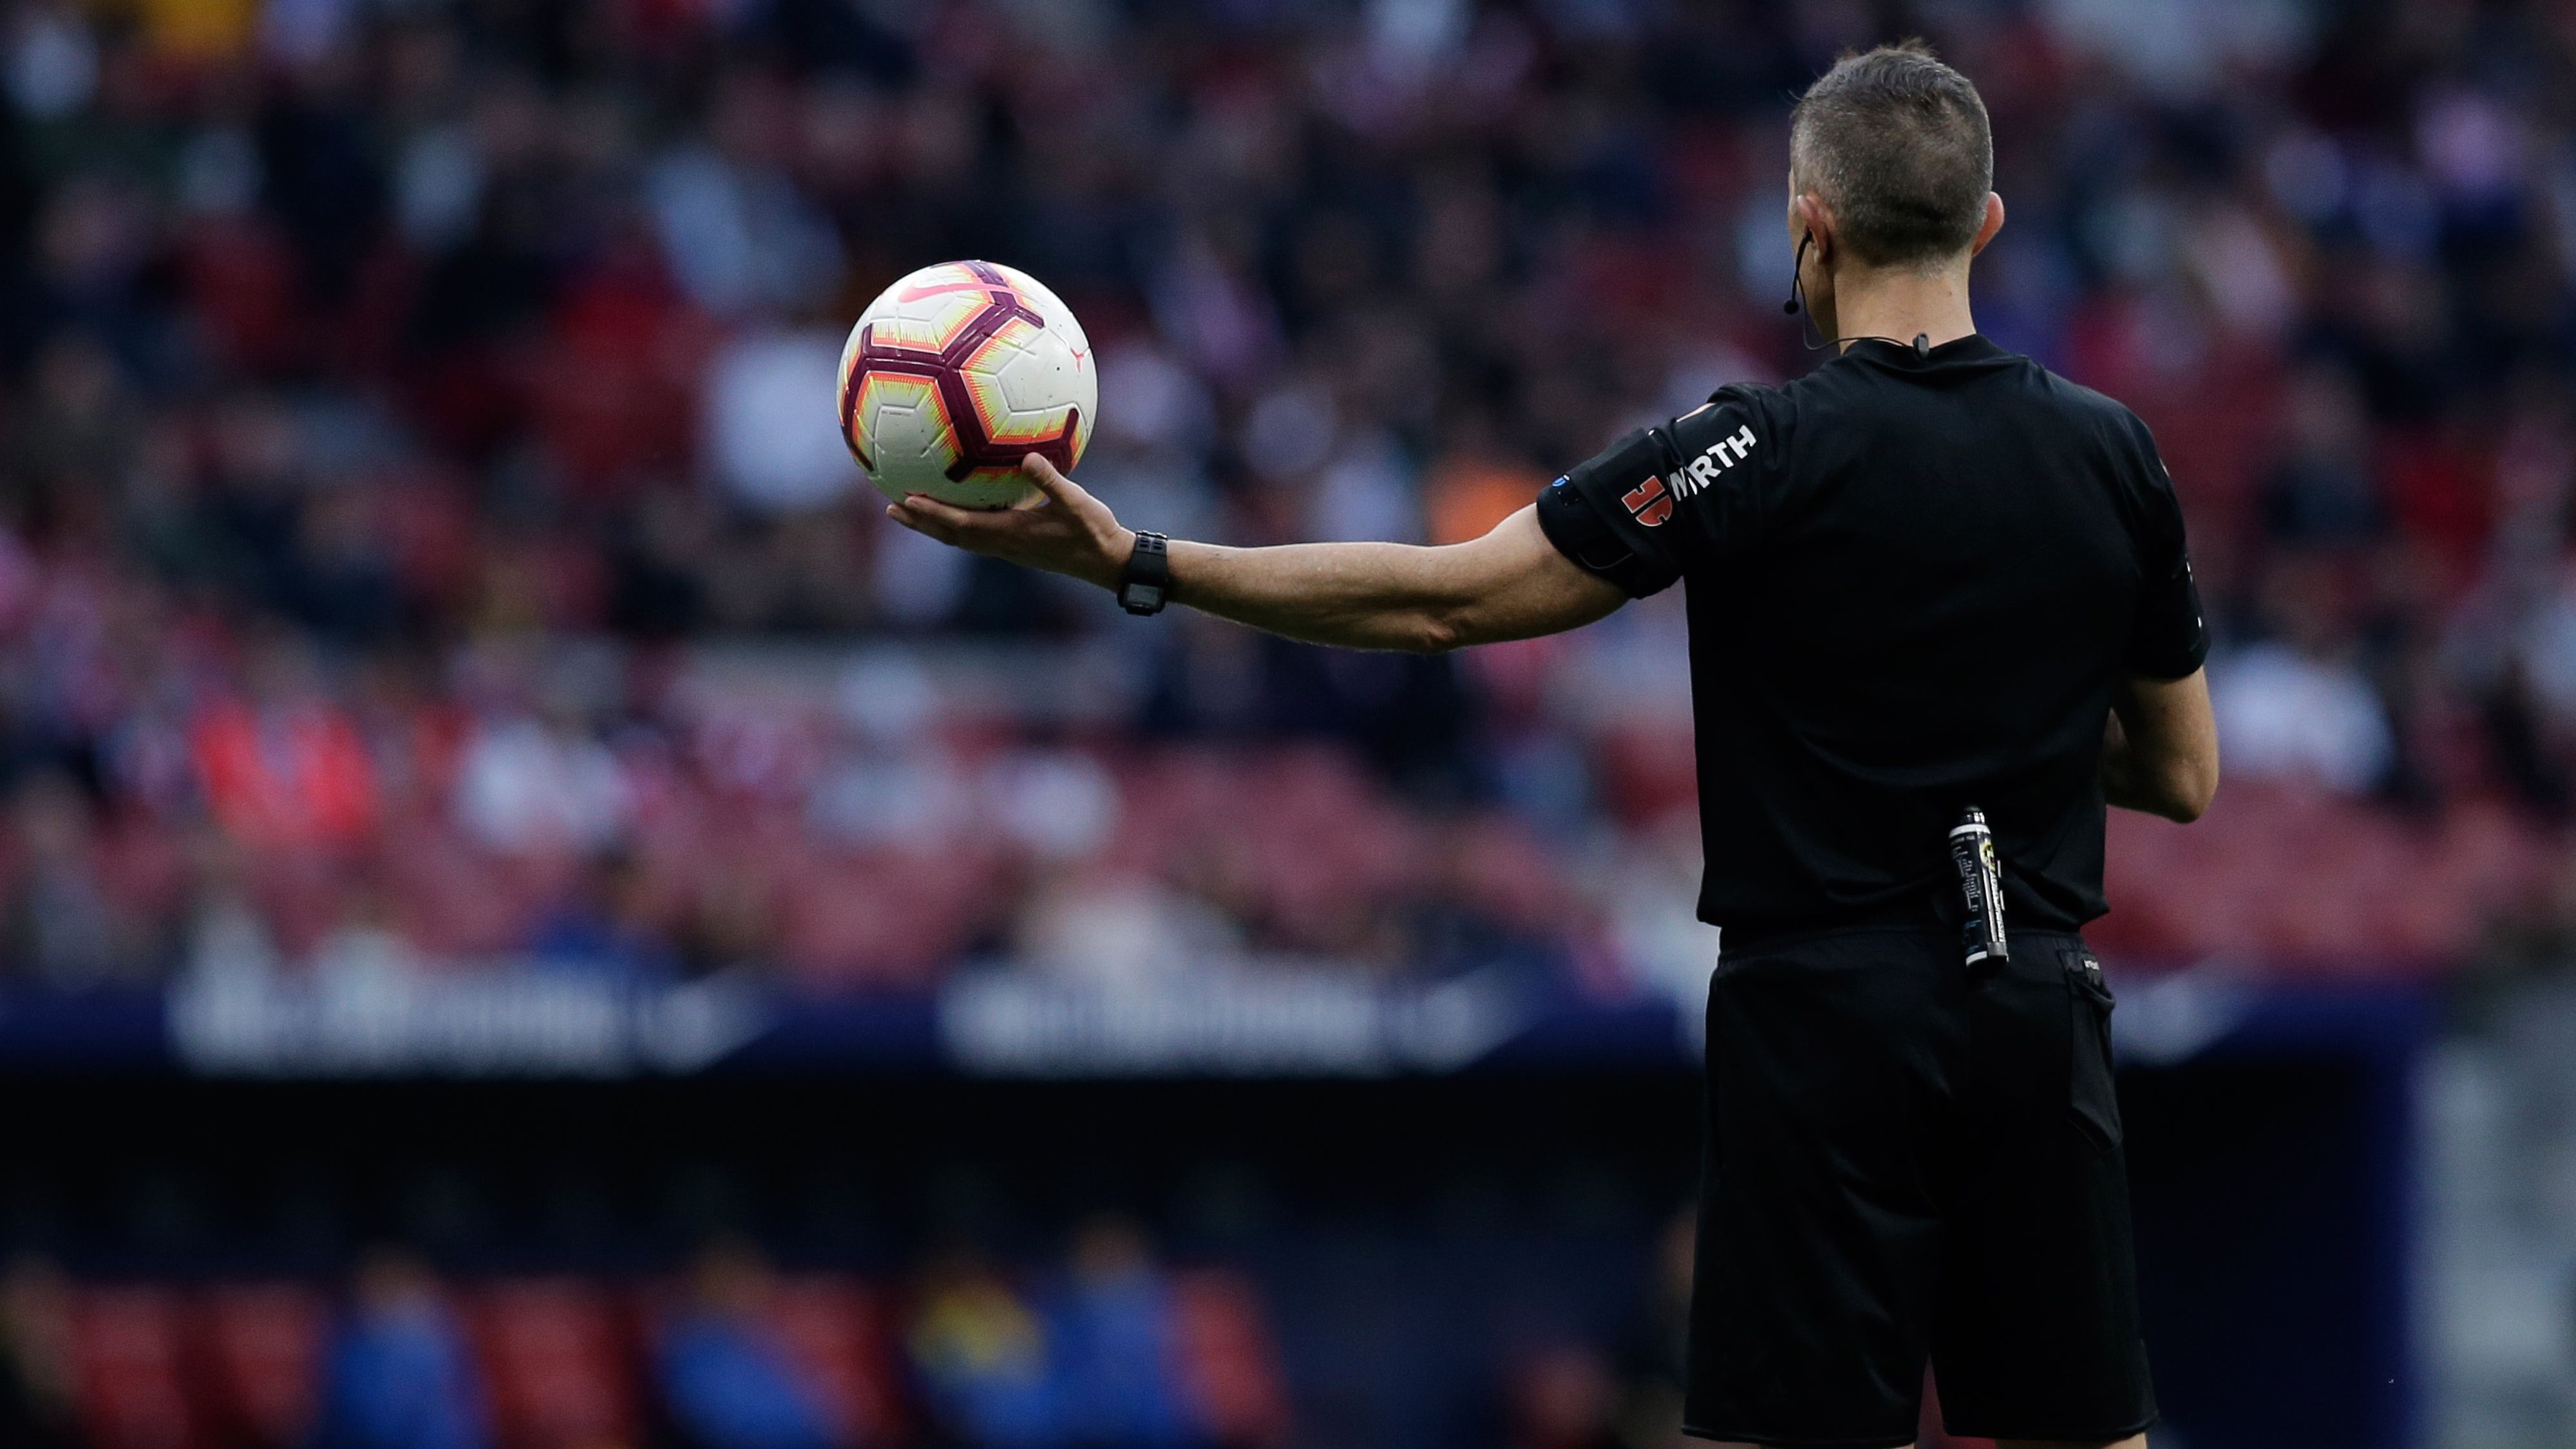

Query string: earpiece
[1781,228,1942,359]
[1783,232,1812,315]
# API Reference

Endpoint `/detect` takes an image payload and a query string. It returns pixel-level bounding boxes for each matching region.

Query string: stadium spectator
[312,1249,489,1449]
[189,633,379,852]
[450,704,630,857]
[905,1244,1060,1449]
[307,878,430,991]
[522,849,679,980]
[702,325,853,515]
[2260,365,2387,549]
[1043,1215,1207,1449]
[654,1240,838,1449]
[172,822,285,985]
[1,772,138,987]
[2211,636,2398,794]
[1013,872,1245,988]
[2214,556,2399,794]
[0,1256,86,1449]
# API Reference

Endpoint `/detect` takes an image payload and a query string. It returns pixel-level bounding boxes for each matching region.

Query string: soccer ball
[837,260,1097,509]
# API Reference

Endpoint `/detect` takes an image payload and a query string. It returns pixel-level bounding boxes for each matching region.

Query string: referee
[891,41,2217,1449]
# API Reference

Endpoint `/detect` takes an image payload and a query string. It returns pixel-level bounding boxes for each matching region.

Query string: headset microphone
[1783,232,1810,315]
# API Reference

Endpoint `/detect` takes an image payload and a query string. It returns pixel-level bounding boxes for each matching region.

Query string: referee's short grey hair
[1790,41,1994,269]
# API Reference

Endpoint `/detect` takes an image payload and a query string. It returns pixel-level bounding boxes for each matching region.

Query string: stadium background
[0,0,2564,1446]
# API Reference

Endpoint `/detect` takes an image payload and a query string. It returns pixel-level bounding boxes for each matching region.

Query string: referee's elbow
[1403,611,1466,654]
[2162,765,2217,823]
[2181,775,2218,822]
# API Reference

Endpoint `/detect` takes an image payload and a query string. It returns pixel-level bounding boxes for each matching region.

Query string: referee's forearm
[2099,735,2202,820]
[2100,677,2219,821]
[2098,724,2152,812]
[1164,539,1468,652]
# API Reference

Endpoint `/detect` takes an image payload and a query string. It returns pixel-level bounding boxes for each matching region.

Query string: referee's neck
[1827,258,1979,355]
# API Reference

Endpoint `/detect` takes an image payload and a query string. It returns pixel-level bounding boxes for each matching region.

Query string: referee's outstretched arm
[891,450,2221,828]
[886,454,1629,652]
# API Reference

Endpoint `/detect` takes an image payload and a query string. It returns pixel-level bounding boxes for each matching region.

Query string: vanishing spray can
[1949,805,2008,975]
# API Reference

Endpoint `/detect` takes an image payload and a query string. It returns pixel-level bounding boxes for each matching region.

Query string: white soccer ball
[836,260,1097,509]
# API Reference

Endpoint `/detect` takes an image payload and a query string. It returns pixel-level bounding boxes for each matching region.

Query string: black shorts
[1683,927,2157,1447]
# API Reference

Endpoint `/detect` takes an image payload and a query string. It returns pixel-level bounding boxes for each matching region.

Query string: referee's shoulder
[2021,357,2157,444]
[1670,377,1788,444]
[2015,361,2179,518]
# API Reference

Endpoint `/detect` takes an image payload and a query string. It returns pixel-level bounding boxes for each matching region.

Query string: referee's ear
[1969,192,2005,258]
[1792,192,1835,258]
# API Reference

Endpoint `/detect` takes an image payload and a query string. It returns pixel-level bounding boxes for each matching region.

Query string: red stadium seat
[70,1285,199,1449]
[1438,812,1571,936]
[523,264,713,501]
[1587,723,1700,825]
[2098,779,2562,971]
[780,847,1003,990]
[377,824,549,958]
[1238,748,1427,943]
[762,1276,905,1447]
[1112,746,1433,953]
[193,1283,327,1449]
[1170,1269,1290,1448]
[95,815,188,938]
[460,1279,640,1449]
[243,847,352,961]
[178,219,299,374]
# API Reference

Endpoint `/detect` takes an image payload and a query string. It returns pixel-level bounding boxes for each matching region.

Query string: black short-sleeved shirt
[1537,334,2206,938]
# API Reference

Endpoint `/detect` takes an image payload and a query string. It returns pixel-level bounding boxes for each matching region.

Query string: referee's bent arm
[2101,669,2219,822]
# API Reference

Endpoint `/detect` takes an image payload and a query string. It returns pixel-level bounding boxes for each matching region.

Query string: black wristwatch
[1117,531,1171,616]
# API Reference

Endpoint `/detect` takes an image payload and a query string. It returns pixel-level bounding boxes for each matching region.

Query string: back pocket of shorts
[2063,948,2122,1151]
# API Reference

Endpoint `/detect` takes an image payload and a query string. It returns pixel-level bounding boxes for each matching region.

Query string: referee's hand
[886,455,1138,594]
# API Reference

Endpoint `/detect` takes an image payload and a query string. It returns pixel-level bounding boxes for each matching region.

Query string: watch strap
[1119,532,1171,616]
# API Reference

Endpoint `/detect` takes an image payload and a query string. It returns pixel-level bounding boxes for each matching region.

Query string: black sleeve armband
[1535,428,1682,598]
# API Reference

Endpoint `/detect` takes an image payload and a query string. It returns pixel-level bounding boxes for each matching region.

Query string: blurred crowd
[0,1205,2006,1449]
[1,0,2575,991]
[0,1223,1294,1449]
